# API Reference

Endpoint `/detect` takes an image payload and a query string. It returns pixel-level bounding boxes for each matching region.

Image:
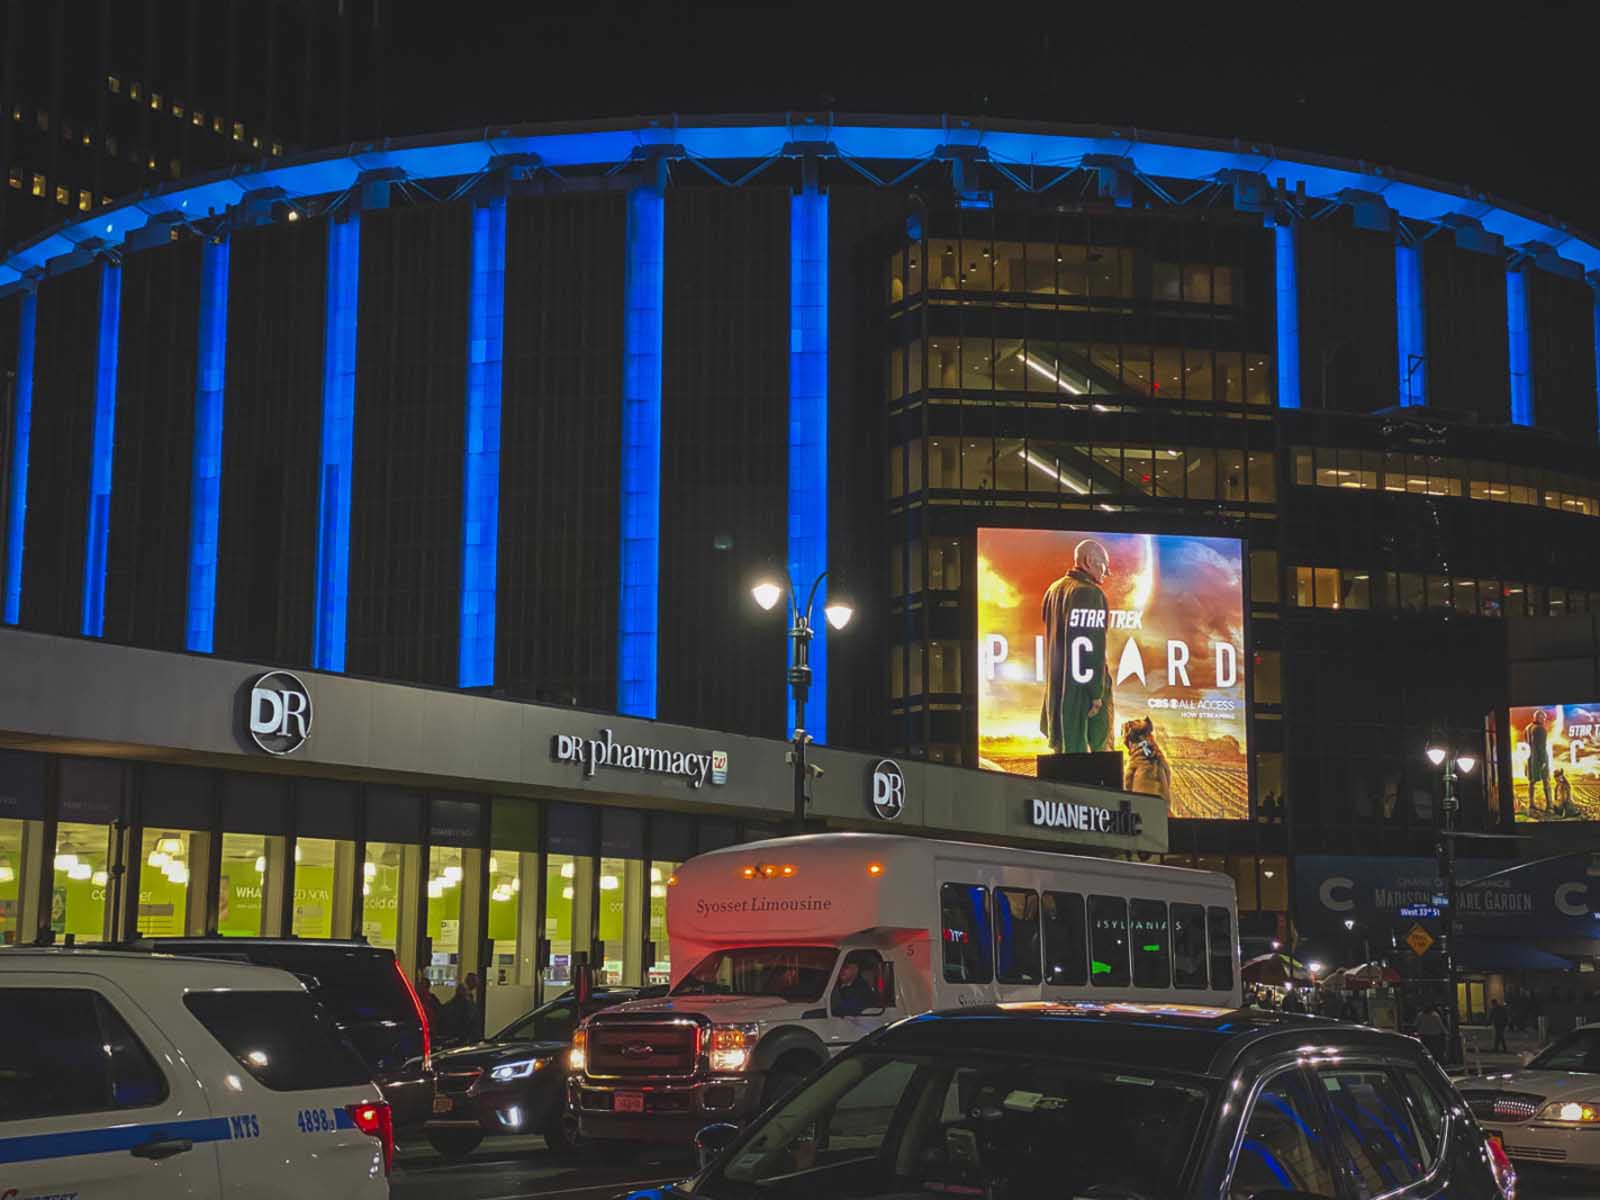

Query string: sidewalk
[1454,1024,1545,1075]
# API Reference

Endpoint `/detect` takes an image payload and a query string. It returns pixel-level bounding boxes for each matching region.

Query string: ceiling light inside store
[443,866,462,883]
[364,862,377,878]
[427,881,444,899]
[560,862,575,879]
[92,871,108,886]
[254,856,267,874]
[562,886,574,900]
[54,854,78,872]
[68,862,92,880]
[600,875,619,890]
[158,838,182,855]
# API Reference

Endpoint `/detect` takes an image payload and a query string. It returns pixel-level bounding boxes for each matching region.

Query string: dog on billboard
[1122,717,1173,806]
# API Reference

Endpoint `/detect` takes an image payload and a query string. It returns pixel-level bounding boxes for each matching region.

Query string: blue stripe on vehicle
[335,1107,357,1130]
[0,1115,235,1165]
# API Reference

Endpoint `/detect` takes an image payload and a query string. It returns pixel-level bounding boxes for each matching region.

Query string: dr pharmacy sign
[248,672,312,756]
[553,728,728,790]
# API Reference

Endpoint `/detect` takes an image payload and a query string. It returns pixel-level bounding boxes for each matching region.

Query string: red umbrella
[1347,961,1402,987]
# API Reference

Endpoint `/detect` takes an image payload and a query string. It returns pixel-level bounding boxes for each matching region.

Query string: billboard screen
[1509,702,1600,821]
[978,529,1249,820]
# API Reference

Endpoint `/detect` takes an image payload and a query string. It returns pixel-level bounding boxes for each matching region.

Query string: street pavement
[390,1134,1591,1199]
[392,1135,692,1200]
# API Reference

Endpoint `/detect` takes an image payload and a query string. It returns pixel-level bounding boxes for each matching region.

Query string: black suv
[426,986,664,1160]
[123,937,434,1133]
[668,1003,1516,1200]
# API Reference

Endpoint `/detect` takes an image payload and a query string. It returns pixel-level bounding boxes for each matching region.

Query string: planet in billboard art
[978,529,1249,820]
[1509,702,1600,821]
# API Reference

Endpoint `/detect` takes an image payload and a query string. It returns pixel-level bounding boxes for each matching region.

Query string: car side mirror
[694,1122,742,1171]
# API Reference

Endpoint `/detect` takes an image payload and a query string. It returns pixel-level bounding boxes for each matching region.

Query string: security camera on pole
[751,570,853,833]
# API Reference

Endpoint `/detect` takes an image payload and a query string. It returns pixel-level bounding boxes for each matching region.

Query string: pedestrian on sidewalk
[1415,1005,1447,1062]
[1490,998,1509,1052]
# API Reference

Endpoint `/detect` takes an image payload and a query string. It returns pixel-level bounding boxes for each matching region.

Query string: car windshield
[691,1047,1211,1200]
[493,994,582,1044]
[673,947,838,1003]
[1529,1028,1600,1072]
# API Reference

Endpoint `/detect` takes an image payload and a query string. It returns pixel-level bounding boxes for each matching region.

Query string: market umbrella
[1242,953,1311,986]
[1321,967,1353,991]
[1346,961,1403,987]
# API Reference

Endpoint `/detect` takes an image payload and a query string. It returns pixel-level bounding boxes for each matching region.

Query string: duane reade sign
[248,671,312,756]
[553,728,727,789]
[1028,796,1142,837]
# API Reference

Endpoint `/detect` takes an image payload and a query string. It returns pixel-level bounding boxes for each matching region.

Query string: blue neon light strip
[7,118,1600,295]
[1507,267,1533,426]
[1273,222,1300,409]
[185,236,230,652]
[2,290,36,624]
[617,184,663,718]
[313,215,360,671]
[1592,287,1600,443]
[1394,242,1427,407]
[789,185,828,743]
[459,196,506,688]
[81,260,122,638]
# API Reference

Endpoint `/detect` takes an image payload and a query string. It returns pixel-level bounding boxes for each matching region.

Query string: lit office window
[35,109,48,131]
[53,185,68,206]
[272,141,283,156]
[151,92,162,111]
[250,135,260,149]
[172,100,184,118]
[107,74,121,93]
[192,109,204,127]
[232,121,244,142]
[130,81,141,100]
[6,168,19,189]
[213,115,223,134]
[77,191,91,212]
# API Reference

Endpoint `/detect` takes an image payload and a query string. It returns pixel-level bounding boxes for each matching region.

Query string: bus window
[1130,899,1171,988]
[1207,906,1235,991]
[1087,895,1130,988]
[1171,903,1208,989]
[941,883,993,984]
[994,888,1041,985]
[1042,892,1087,986]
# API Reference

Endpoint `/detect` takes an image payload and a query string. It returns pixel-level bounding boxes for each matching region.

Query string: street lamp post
[752,570,853,833]
[1426,736,1477,1065]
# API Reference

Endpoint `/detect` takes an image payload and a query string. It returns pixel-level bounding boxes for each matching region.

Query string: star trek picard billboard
[978,529,1250,820]
[1508,702,1600,822]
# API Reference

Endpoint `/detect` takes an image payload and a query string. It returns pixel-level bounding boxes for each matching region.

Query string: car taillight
[348,1100,394,1176]
[395,958,431,1071]
[1487,1133,1516,1199]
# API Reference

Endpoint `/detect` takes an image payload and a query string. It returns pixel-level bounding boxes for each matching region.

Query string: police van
[0,948,392,1198]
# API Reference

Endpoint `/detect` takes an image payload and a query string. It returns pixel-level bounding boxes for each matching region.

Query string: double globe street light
[751,571,853,832]
[1426,735,1477,1065]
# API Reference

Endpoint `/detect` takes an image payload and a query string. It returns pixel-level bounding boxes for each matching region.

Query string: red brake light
[395,958,431,1072]
[1486,1133,1516,1198]
[348,1100,394,1176]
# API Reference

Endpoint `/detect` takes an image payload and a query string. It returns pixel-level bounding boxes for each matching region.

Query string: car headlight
[1536,1099,1600,1123]
[489,1058,550,1083]
[569,1028,587,1073]
[708,1023,759,1073]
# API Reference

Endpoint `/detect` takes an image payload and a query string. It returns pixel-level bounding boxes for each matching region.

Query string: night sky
[382,2,1600,235]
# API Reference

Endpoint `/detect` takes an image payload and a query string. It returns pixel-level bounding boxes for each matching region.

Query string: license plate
[433,1095,454,1114]
[614,1092,645,1114]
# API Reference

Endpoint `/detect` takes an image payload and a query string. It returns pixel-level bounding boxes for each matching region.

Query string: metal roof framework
[5,112,1600,295]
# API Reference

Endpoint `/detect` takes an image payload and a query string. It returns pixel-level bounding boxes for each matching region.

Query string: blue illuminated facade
[1507,266,1533,426]
[313,215,360,672]
[81,260,122,639]
[2,289,35,625]
[1273,222,1300,410]
[617,182,664,719]
[1395,242,1427,407]
[184,235,230,653]
[788,184,829,742]
[459,196,506,689]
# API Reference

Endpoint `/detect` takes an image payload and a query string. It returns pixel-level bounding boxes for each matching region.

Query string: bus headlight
[569,1028,587,1073]
[709,1023,759,1073]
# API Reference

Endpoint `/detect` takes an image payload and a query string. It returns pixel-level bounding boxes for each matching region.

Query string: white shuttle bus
[570,832,1239,1145]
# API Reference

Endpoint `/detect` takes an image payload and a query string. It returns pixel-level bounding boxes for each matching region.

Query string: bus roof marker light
[867,862,884,877]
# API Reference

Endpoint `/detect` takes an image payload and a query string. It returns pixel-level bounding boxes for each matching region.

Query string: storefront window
[0,820,28,944]
[545,853,578,987]
[362,841,410,952]
[292,836,353,939]
[219,832,282,937]
[598,856,645,985]
[487,850,535,1030]
[649,862,680,985]
[426,845,464,994]
[52,823,114,941]
[137,829,196,937]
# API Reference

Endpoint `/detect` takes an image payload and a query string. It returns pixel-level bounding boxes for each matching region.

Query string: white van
[0,948,392,1198]
[570,832,1239,1144]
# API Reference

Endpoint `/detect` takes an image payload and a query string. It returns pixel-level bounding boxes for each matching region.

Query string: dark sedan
[426,986,664,1160]
[640,1002,1516,1200]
